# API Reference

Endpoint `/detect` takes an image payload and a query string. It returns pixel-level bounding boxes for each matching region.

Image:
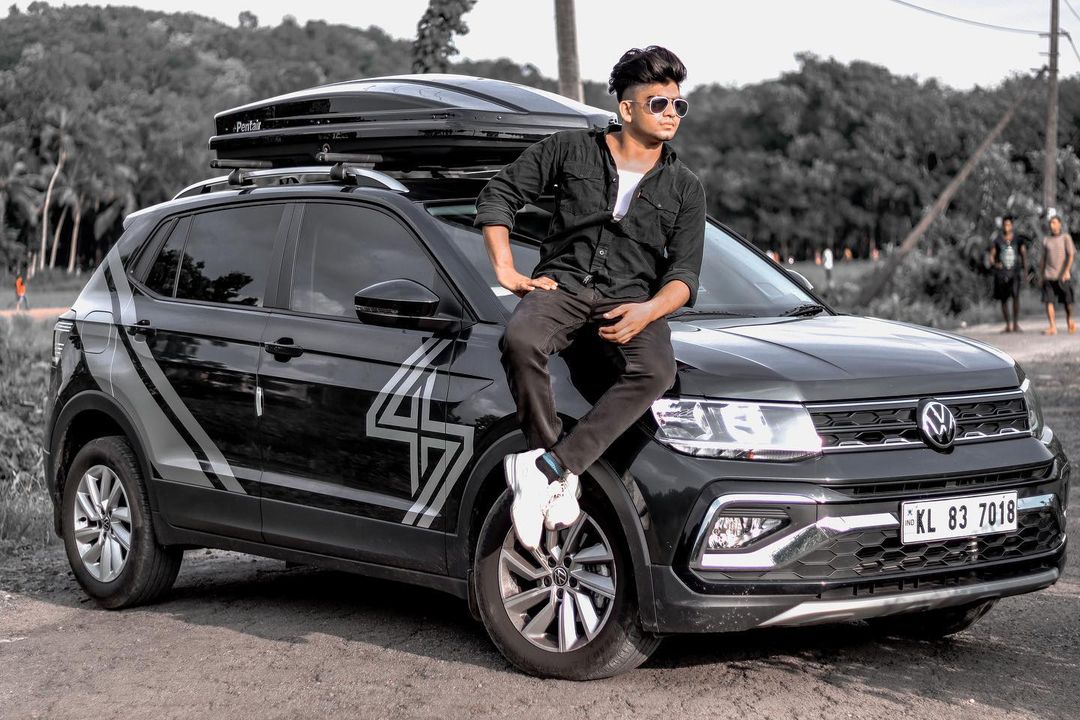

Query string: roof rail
[172,165,408,199]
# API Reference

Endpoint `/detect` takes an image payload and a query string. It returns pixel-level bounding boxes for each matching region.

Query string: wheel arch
[451,430,659,631]
[49,391,158,537]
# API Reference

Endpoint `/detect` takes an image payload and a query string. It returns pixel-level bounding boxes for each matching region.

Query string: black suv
[44,76,1068,680]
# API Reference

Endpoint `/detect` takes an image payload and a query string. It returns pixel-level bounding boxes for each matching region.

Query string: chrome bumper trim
[697,493,1059,572]
[760,568,1060,628]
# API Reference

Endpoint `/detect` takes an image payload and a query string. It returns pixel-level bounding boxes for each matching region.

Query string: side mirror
[786,269,814,291]
[354,279,458,331]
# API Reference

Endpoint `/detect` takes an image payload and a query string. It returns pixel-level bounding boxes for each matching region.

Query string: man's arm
[597,280,689,345]
[1065,235,1075,282]
[474,134,561,295]
[989,242,1000,268]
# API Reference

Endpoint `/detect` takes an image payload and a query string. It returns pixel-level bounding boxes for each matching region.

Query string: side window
[169,205,285,306]
[144,221,185,297]
[290,203,440,319]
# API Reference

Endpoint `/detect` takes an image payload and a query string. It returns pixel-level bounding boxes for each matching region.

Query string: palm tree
[38,106,72,271]
[554,0,583,102]
[0,140,42,266]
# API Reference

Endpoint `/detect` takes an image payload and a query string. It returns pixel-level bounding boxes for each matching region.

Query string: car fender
[451,430,659,631]
[48,390,161,536]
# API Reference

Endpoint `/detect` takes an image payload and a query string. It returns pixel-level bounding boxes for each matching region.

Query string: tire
[61,435,182,609]
[869,599,997,639]
[473,484,661,680]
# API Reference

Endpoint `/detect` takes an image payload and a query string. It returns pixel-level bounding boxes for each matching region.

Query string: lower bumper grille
[761,509,1062,581]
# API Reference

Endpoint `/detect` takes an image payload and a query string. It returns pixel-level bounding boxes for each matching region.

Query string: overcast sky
[56,1,1072,89]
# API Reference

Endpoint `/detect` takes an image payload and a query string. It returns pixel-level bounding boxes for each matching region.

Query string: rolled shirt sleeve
[474,133,561,230]
[659,177,706,307]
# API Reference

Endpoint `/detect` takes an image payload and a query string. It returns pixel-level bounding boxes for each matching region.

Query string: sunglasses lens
[648,97,669,114]
[673,99,689,117]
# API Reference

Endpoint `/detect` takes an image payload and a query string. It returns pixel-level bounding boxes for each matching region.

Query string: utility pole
[1044,0,1060,215]
[554,0,583,102]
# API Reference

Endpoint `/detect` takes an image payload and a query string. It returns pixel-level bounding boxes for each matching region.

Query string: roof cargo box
[210,74,616,169]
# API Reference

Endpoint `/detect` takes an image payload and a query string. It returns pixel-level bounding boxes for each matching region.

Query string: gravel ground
[1,327,1077,720]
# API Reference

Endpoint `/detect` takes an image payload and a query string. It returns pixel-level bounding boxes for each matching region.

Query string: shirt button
[598,248,607,256]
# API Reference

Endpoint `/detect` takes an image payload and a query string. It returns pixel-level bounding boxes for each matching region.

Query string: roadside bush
[0,315,54,545]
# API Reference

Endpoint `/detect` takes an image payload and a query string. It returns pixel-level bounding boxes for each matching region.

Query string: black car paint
[45,181,1069,635]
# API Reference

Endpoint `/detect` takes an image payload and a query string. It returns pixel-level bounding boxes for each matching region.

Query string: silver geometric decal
[366,336,474,528]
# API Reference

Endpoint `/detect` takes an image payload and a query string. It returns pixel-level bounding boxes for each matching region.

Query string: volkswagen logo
[552,566,569,586]
[917,398,957,451]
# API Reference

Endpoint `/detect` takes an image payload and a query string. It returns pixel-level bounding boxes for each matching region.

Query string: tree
[553,0,582,102]
[412,0,476,74]
[238,11,258,29]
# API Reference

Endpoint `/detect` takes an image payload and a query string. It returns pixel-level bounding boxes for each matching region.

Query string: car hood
[670,315,1020,402]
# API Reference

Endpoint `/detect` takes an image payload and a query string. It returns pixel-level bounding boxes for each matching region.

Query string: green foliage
[0,315,53,544]
[412,0,476,73]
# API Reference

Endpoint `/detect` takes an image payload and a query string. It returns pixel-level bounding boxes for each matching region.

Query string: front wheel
[61,436,183,609]
[868,599,997,639]
[473,485,660,680]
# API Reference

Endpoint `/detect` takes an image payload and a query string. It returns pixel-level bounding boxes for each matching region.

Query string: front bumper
[649,554,1064,633]
[646,452,1069,634]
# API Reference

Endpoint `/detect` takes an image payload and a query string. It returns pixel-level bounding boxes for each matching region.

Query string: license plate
[901,491,1018,543]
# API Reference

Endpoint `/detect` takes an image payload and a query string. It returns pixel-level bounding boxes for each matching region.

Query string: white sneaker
[503,449,550,551]
[543,472,581,531]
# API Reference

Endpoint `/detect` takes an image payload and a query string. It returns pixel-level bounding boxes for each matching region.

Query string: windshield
[427,202,819,316]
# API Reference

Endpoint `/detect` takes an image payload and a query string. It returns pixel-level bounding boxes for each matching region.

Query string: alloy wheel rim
[498,512,617,653]
[72,464,132,583]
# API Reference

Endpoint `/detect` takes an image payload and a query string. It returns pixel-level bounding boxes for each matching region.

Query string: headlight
[650,398,822,461]
[1021,378,1046,440]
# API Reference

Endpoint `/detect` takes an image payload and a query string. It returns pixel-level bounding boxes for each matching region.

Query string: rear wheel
[473,485,660,680]
[869,599,997,639]
[61,436,182,609]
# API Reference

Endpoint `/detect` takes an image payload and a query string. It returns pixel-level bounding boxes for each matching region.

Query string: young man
[474,46,706,550]
[1041,214,1076,335]
[989,215,1028,333]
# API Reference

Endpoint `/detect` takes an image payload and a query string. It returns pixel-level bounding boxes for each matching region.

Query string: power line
[886,0,1044,36]
[1066,0,1080,26]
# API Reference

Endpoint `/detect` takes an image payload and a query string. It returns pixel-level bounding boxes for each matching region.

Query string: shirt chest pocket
[558,161,607,215]
[620,189,677,251]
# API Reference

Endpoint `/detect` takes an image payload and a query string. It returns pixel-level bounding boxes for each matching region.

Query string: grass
[0,314,57,545]
[0,268,85,311]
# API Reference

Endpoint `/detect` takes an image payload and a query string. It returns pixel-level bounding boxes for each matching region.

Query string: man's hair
[1002,214,1015,223]
[608,46,687,100]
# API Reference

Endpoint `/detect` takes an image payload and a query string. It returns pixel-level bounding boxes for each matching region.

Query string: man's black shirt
[473,126,707,306]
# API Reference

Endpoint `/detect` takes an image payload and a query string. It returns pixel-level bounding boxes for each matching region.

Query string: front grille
[809,390,1029,451]
[830,462,1054,501]
[760,509,1062,582]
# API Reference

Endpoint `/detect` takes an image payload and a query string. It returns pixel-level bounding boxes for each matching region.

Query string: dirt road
[2,327,1077,720]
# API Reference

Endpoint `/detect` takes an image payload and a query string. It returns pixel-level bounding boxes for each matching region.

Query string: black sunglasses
[627,95,690,118]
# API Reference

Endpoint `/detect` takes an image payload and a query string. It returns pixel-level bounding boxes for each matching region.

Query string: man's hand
[599,301,657,345]
[496,268,558,297]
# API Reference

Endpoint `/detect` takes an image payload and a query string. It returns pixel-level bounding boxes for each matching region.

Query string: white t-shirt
[612,169,645,221]
[823,248,834,270]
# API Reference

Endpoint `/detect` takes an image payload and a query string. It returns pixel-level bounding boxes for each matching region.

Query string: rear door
[257,200,469,572]
[124,201,292,540]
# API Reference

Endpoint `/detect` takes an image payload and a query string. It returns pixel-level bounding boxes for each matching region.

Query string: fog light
[707,515,787,550]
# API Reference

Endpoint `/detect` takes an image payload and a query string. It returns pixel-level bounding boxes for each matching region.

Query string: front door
[257,201,467,572]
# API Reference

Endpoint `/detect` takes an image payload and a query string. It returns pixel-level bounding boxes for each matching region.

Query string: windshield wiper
[779,303,828,317]
[669,309,756,319]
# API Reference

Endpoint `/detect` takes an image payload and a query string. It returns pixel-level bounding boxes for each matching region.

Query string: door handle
[264,338,304,359]
[126,319,155,339]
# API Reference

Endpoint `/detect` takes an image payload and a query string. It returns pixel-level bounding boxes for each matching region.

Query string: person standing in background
[1040,214,1076,335]
[822,246,834,291]
[14,272,28,311]
[989,215,1027,333]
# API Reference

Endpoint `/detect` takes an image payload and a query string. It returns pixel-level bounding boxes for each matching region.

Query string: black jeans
[500,287,677,475]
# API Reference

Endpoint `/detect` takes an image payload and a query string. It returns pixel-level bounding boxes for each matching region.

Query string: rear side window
[144,223,184,297]
[290,203,439,319]
[146,204,284,307]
